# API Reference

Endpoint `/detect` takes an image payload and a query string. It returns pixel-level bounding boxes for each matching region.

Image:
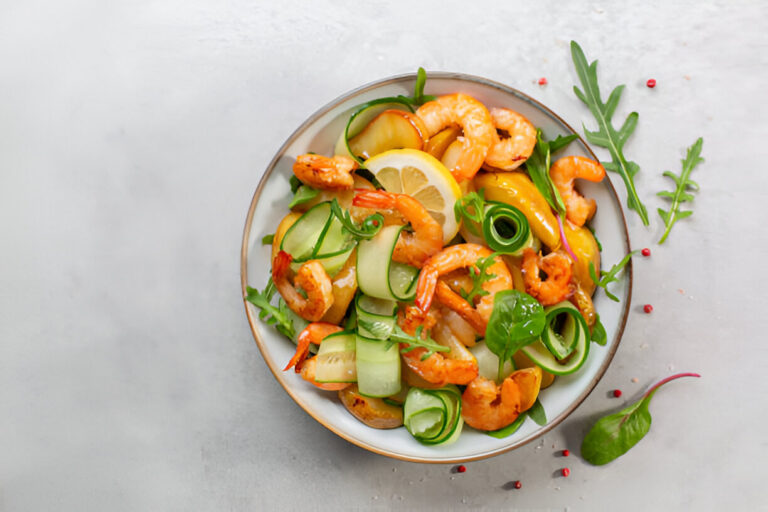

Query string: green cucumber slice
[280,202,333,261]
[355,334,401,397]
[315,332,357,383]
[356,225,419,301]
[355,294,397,340]
[521,318,590,376]
[541,301,584,359]
[403,386,463,445]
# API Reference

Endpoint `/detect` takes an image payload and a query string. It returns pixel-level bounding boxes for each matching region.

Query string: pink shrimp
[272,251,334,322]
[293,154,358,190]
[484,108,537,171]
[549,156,606,226]
[284,322,342,372]
[521,248,572,306]
[461,367,542,431]
[416,93,495,181]
[352,190,443,268]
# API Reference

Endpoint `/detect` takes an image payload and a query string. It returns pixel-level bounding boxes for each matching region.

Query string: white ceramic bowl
[241,72,632,463]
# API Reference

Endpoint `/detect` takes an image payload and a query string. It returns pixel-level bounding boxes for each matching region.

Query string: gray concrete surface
[1,0,765,510]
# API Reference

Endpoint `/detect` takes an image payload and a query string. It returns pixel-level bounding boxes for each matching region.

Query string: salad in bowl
[242,70,631,461]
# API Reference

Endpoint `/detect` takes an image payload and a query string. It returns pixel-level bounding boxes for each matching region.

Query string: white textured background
[1,1,766,510]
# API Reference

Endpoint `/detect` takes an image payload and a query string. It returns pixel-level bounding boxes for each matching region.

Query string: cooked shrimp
[300,356,350,391]
[549,156,606,226]
[293,154,358,190]
[484,108,537,171]
[284,322,342,372]
[272,250,334,321]
[353,190,443,267]
[416,93,495,181]
[461,367,542,431]
[397,305,478,386]
[415,244,513,337]
[521,248,572,306]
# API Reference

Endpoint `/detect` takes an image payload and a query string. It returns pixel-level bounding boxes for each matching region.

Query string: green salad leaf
[388,325,449,361]
[453,189,486,236]
[657,137,705,244]
[330,198,384,240]
[591,313,607,346]
[485,290,546,380]
[460,252,499,304]
[245,279,305,340]
[288,184,320,209]
[527,398,547,426]
[485,398,547,438]
[261,234,274,245]
[589,250,638,302]
[570,41,649,225]
[525,130,577,215]
[582,373,700,465]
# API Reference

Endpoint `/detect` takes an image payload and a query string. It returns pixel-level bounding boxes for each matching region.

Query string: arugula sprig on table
[589,250,638,302]
[657,138,705,244]
[570,41,649,226]
[582,373,701,465]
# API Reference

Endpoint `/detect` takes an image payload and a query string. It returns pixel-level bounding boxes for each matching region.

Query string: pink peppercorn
[644,304,653,314]
[562,449,570,457]
[613,389,623,398]
[562,468,570,477]
[641,248,651,257]
[647,79,656,88]
[514,481,522,489]
[457,465,466,473]
[538,77,548,85]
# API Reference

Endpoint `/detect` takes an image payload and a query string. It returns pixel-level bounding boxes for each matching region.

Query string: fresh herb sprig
[582,373,701,465]
[589,250,638,302]
[657,138,705,244]
[570,41,649,225]
[459,252,499,304]
[453,189,486,236]
[388,325,449,361]
[245,279,297,339]
[330,198,384,240]
[484,290,546,381]
[525,130,578,214]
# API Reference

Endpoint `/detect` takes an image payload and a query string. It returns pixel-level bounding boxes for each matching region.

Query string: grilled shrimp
[293,154,358,190]
[272,250,334,321]
[521,248,572,306]
[415,244,513,336]
[549,156,606,226]
[353,189,443,267]
[484,108,537,171]
[397,305,478,387]
[461,367,542,431]
[416,93,495,181]
[284,322,342,372]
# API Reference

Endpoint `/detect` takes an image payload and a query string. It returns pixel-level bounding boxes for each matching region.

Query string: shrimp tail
[415,266,439,313]
[273,250,292,278]
[352,189,396,209]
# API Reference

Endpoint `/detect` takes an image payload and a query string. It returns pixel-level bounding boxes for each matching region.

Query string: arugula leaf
[460,252,499,304]
[330,198,384,240]
[527,398,547,426]
[589,250,638,302]
[388,325,449,361]
[485,290,546,380]
[570,41,649,225]
[288,184,320,209]
[591,313,607,346]
[407,67,436,106]
[261,234,274,245]
[657,138,704,244]
[453,189,486,236]
[525,131,577,214]
[581,372,700,465]
[587,225,603,252]
[245,279,302,340]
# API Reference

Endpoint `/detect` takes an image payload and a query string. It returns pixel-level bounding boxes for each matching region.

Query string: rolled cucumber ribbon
[482,202,533,255]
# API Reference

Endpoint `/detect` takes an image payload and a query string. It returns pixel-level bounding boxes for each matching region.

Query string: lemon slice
[363,149,461,243]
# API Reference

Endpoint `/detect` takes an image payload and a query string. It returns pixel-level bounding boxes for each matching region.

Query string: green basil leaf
[591,314,607,346]
[485,412,527,439]
[527,398,547,426]
[485,290,546,364]
[548,134,578,154]
[288,185,320,208]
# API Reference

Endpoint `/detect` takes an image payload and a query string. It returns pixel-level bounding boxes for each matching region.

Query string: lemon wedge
[363,149,461,243]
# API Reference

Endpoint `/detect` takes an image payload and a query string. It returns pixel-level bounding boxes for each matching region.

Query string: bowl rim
[240,71,633,463]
